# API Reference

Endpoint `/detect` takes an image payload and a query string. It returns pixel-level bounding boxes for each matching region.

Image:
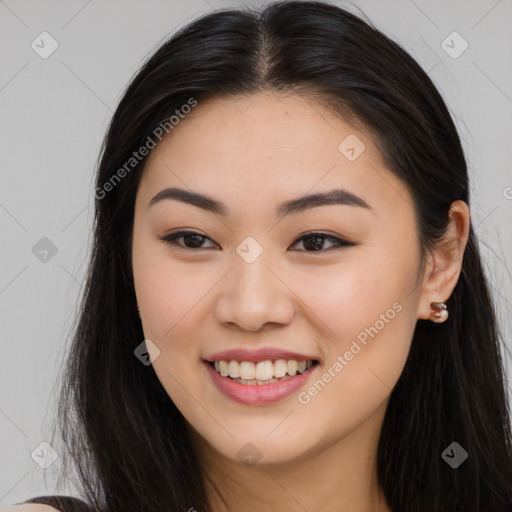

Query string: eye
[162,230,218,250]
[289,232,356,252]
[161,230,356,252]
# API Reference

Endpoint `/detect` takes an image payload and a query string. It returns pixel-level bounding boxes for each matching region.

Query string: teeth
[274,359,288,378]
[211,359,315,381]
[287,360,298,376]
[234,375,295,385]
[255,361,274,380]
[228,360,240,379]
[219,360,229,377]
[240,361,255,380]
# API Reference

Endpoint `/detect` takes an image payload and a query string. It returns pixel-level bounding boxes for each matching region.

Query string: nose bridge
[233,238,281,305]
[215,236,294,330]
[233,234,277,291]
[237,253,274,296]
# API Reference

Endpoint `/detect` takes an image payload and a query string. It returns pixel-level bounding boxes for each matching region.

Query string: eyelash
[161,230,356,253]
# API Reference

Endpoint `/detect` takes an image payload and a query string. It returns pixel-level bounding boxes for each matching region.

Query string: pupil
[184,234,204,248]
[304,235,323,251]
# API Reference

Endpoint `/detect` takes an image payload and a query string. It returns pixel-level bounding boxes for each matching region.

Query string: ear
[417,200,470,320]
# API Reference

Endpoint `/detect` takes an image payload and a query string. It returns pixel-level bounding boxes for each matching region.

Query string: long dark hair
[54,1,512,511]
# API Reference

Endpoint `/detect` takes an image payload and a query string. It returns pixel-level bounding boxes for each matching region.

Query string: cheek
[294,251,415,342]
[132,240,209,353]
[296,296,414,448]
[133,246,213,412]
[291,247,419,402]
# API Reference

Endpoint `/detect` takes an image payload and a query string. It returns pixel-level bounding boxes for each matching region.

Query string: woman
[10,1,512,511]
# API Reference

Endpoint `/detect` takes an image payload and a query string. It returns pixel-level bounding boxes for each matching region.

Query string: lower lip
[203,361,317,405]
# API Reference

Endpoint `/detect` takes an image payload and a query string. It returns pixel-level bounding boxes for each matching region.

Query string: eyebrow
[149,187,372,217]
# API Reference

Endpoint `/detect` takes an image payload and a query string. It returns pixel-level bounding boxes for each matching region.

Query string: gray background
[1,0,511,504]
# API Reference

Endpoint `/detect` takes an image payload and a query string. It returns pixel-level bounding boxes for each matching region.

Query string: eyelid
[161,230,357,252]
[162,230,219,249]
[291,232,356,250]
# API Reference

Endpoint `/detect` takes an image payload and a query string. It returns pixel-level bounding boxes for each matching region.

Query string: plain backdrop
[1,0,511,504]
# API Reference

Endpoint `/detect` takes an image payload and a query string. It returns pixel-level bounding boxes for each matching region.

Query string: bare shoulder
[0,505,59,511]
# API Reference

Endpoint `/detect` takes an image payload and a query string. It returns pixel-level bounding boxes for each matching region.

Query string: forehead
[137,91,412,219]
[148,91,382,168]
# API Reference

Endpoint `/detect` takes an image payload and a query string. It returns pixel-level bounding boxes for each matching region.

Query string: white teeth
[211,358,315,381]
[228,360,240,379]
[274,359,288,378]
[287,360,298,376]
[219,360,229,377]
[235,376,294,385]
[240,361,256,380]
[255,360,274,380]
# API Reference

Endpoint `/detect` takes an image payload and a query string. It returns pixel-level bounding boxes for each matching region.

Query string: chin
[192,419,323,468]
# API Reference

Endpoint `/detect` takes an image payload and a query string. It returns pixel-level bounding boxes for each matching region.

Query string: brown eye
[162,231,218,250]
[161,230,356,253]
[290,233,356,252]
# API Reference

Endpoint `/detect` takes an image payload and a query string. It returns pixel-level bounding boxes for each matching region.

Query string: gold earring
[430,301,448,323]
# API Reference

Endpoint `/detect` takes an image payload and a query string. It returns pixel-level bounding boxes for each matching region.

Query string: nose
[214,253,295,332]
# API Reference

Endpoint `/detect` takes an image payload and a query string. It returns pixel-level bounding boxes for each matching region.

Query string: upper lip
[204,347,319,363]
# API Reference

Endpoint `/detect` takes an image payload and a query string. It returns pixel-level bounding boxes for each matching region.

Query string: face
[132,91,423,466]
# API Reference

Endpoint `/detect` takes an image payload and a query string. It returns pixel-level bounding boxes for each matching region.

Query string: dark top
[16,495,92,512]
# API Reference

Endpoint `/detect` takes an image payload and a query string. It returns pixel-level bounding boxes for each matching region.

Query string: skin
[130,91,470,512]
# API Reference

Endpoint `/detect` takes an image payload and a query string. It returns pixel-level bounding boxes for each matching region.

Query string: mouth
[203,357,319,405]
[207,358,319,385]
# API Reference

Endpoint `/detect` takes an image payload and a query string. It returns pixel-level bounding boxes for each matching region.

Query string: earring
[430,301,448,323]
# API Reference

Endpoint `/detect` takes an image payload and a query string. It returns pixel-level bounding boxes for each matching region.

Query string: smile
[204,359,319,405]
[210,359,315,384]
